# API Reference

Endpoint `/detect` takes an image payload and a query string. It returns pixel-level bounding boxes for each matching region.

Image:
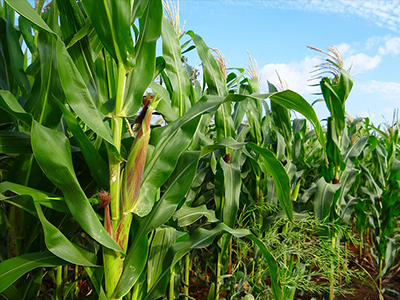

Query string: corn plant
[2,1,396,300]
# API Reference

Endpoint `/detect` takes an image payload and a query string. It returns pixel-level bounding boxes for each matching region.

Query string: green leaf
[142,151,201,233]
[342,136,370,162]
[149,81,177,122]
[189,32,228,96]
[112,234,148,299]
[0,251,67,294]
[18,16,38,54]
[220,159,241,228]
[5,0,55,36]
[31,120,122,253]
[0,284,22,300]
[314,177,341,221]
[0,132,31,154]
[0,90,32,126]
[147,227,176,290]
[115,151,199,297]
[247,143,293,221]
[81,0,136,69]
[85,267,108,300]
[27,6,64,129]
[174,205,218,227]
[269,90,326,150]
[66,22,94,49]
[143,224,282,300]
[34,203,97,266]
[0,181,69,214]
[6,10,31,99]
[161,17,191,117]
[144,223,248,300]
[56,39,114,147]
[200,137,245,158]
[56,99,109,189]
[122,0,162,117]
[215,102,235,142]
[246,235,283,300]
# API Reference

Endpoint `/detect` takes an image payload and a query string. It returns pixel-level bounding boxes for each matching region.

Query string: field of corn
[1,1,400,300]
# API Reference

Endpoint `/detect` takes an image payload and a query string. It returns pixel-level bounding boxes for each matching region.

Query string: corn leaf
[6,10,31,99]
[56,99,109,189]
[0,251,67,294]
[81,0,135,69]
[31,120,122,253]
[122,0,162,117]
[56,39,114,147]
[161,17,191,117]
[5,0,55,36]
[247,143,293,222]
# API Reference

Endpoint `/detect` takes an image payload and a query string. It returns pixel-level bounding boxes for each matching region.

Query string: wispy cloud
[353,80,400,97]
[261,1,400,32]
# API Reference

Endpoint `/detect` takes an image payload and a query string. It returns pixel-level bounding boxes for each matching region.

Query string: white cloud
[259,56,321,94]
[378,35,400,55]
[261,1,400,32]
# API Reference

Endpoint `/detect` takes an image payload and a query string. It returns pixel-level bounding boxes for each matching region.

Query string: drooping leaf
[174,205,219,227]
[269,90,326,150]
[0,90,32,126]
[247,143,293,221]
[34,202,97,266]
[200,137,245,158]
[0,251,67,294]
[31,120,122,253]
[0,181,69,214]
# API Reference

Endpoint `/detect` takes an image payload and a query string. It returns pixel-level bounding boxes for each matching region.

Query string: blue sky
[176,0,400,125]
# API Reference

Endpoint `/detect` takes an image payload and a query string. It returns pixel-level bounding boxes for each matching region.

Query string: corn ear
[122,94,159,214]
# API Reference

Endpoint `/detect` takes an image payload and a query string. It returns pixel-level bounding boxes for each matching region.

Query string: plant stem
[55,266,63,300]
[104,63,127,299]
[169,268,175,300]
[184,253,190,297]
[215,251,222,300]
[256,175,263,233]
[131,283,140,300]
